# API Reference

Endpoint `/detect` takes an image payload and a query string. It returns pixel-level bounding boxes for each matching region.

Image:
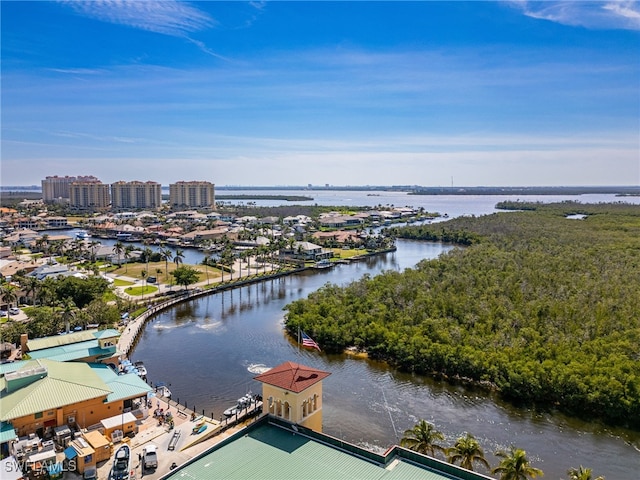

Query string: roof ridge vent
[5,364,48,392]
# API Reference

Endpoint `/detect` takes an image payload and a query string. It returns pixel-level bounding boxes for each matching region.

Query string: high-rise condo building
[69,180,110,211]
[111,181,162,210]
[41,175,100,203]
[169,181,215,209]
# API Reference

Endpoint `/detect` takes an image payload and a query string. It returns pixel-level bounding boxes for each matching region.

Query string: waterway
[131,240,640,479]
[62,192,640,478]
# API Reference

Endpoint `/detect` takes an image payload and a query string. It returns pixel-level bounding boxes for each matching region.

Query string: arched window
[283,402,291,420]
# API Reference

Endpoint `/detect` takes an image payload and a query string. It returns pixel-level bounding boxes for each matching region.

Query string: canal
[130,239,639,480]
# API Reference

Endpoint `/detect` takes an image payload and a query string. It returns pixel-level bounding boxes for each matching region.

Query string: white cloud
[510,0,640,30]
[59,0,214,36]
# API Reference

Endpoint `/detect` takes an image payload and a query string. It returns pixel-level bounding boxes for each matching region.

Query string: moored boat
[76,230,90,240]
[223,392,255,417]
[155,382,171,399]
[133,361,147,378]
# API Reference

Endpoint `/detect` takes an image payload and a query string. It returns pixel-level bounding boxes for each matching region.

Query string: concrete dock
[92,396,262,480]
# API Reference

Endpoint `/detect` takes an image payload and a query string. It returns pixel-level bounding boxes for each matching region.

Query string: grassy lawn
[111,261,223,283]
[124,285,158,296]
[330,248,369,259]
[113,279,134,287]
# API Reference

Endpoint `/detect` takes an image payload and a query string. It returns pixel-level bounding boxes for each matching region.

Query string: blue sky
[2,1,639,187]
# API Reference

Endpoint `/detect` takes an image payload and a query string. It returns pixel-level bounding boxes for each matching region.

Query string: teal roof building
[161,416,494,480]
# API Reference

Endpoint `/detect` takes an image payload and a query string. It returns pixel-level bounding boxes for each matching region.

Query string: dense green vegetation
[1,274,121,343]
[284,203,640,428]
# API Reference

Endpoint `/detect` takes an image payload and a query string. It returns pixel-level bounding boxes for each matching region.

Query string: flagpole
[298,326,301,351]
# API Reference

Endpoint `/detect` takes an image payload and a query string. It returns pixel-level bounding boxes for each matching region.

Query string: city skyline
[2,1,639,187]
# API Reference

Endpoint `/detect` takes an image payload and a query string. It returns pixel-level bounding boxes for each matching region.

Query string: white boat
[155,382,171,399]
[76,230,90,240]
[110,444,131,480]
[133,361,147,378]
[224,392,255,417]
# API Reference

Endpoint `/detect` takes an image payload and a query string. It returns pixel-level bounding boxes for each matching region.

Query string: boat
[314,259,332,269]
[192,418,207,434]
[133,361,147,378]
[110,444,131,480]
[223,392,255,417]
[75,230,90,240]
[115,232,134,241]
[193,423,207,434]
[155,382,171,399]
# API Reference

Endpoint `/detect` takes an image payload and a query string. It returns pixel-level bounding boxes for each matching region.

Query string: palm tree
[124,245,134,273]
[159,247,173,280]
[202,255,211,285]
[174,248,185,267]
[492,446,544,480]
[140,270,148,300]
[88,240,100,263]
[566,466,604,480]
[113,241,124,267]
[0,283,18,319]
[399,420,445,457]
[142,247,153,274]
[58,297,77,334]
[23,276,41,305]
[446,433,490,472]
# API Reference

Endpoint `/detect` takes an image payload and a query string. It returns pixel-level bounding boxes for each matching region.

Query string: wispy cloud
[60,0,214,36]
[509,0,640,30]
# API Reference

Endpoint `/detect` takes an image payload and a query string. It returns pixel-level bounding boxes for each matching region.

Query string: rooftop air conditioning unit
[67,415,75,424]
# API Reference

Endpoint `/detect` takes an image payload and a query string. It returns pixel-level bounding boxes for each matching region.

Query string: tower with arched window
[254,361,331,432]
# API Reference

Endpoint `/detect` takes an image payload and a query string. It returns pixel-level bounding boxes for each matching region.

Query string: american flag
[301,331,321,351]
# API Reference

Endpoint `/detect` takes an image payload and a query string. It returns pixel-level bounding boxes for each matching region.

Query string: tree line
[284,202,640,428]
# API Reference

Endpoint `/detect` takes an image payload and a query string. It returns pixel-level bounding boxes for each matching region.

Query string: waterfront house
[312,230,361,246]
[279,241,332,262]
[45,216,69,229]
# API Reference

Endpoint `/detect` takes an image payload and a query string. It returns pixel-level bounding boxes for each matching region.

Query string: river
[65,192,640,478]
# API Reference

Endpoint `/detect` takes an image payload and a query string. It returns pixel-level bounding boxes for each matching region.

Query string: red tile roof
[254,361,331,393]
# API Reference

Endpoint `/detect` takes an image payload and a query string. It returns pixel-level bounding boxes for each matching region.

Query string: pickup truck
[142,444,158,471]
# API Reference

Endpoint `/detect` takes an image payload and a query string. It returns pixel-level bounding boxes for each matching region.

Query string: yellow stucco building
[254,361,331,432]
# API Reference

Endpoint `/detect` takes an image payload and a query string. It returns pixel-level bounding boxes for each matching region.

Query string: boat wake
[195,321,223,331]
[247,363,271,374]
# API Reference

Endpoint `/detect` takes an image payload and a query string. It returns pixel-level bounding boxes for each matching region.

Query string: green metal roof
[26,331,98,351]
[27,341,116,362]
[26,329,119,353]
[0,421,17,444]
[93,329,120,339]
[0,360,111,422]
[90,363,152,402]
[163,417,493,480]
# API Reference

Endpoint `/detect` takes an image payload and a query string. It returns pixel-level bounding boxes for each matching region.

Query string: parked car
[9,307,20,315]
[142,444,158,471]
[147,276,157,283]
